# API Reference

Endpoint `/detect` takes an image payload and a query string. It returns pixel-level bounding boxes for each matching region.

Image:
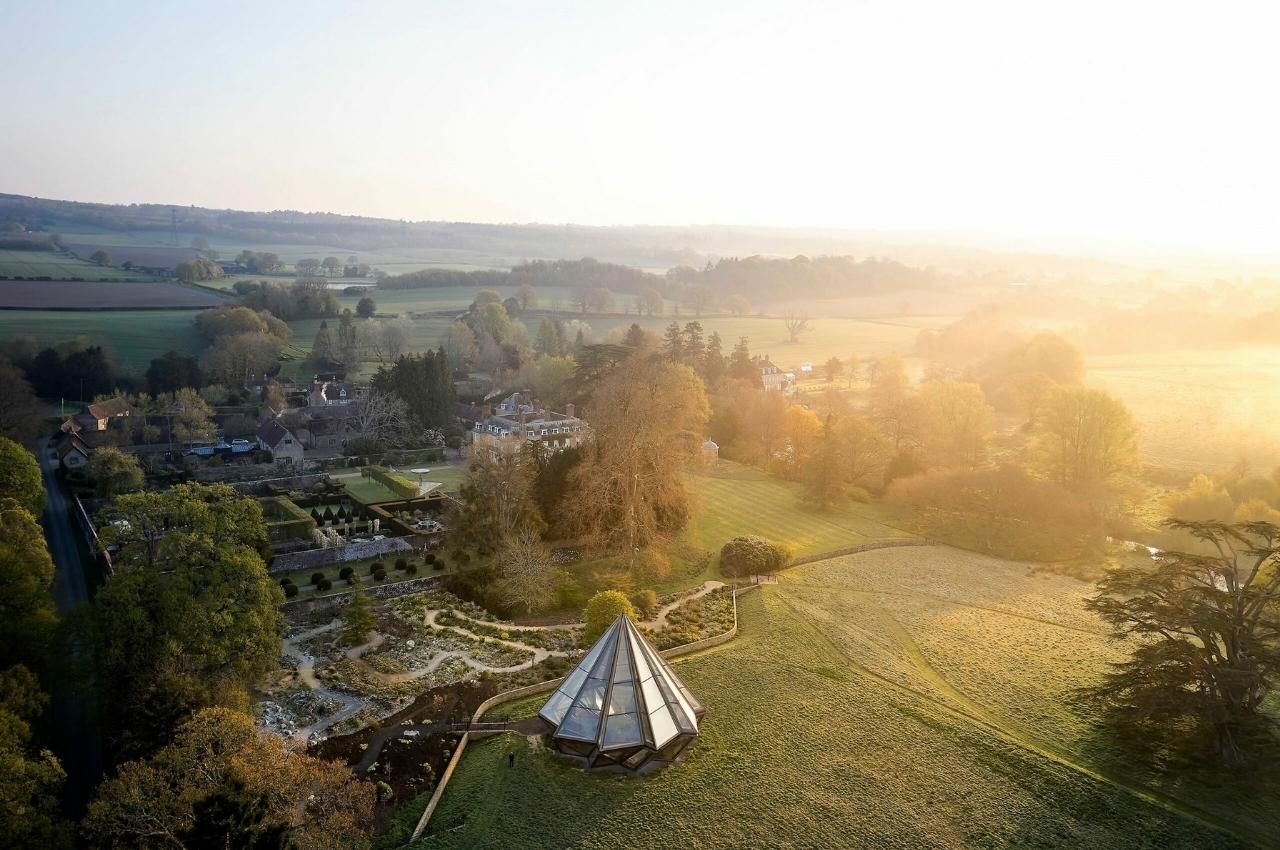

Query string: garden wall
[282,575,443,622]
[268,536,414,574]
[788,537,926,567]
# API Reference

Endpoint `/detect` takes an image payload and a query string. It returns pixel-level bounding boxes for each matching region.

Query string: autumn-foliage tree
[1085,520,1280,765]
[563,353,709,550]
[82,707,374,849]
[93,484,283,762]
[1031,386,1140,499]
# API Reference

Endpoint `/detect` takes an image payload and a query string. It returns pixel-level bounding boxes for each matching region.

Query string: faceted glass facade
[538,615,705,772]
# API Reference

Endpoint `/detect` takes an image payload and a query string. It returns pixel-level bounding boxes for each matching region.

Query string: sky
[2,0,1278,256]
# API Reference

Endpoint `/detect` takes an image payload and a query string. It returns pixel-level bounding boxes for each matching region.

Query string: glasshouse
[538,614,705,773]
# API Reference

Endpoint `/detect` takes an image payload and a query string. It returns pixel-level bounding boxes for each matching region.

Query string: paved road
[39,438,104,813]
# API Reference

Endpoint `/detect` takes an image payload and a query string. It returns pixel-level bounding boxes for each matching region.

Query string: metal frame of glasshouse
[538,614,705,773]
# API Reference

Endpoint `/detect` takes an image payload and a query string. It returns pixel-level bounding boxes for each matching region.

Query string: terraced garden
[412,546,1277,849]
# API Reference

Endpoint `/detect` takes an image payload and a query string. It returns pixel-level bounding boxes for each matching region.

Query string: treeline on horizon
[379,254,937,301]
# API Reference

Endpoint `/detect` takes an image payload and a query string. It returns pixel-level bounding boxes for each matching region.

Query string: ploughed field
[0,279,227,309]
[414,546,1276,849]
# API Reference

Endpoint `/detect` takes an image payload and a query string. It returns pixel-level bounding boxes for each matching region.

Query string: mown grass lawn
[685,460,911,558]
[417,575,1263,849]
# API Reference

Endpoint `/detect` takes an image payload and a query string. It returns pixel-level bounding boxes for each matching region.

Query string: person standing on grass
[508,751,515,768]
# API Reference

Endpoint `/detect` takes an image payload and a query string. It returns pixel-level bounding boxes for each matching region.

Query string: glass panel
[574,681,607,712]
[612,633,634,682]
[649,705,678,748]
[602,713,643,748]
[628,631,653,682]
[608,683,637,715]
[539,690,574,725]
[640,676,664,711]
[559,706,600,740]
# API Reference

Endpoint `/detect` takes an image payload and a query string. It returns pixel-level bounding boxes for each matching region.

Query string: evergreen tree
[535,318,563,357]
[803,414,846,508]
[704,331,725,385]
[728,336,760,386]
[309,321,337,368]
[342,586,376,646]
[623,323,646,348]
[683,321,705,372]
[662,321,684,364]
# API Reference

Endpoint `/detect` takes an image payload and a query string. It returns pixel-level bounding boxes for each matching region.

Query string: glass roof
[539,614,703,755]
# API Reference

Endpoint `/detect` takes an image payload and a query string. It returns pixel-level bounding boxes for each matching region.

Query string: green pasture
[0,309,202,373]
[0,249,146,281]
[413,547,1276,849]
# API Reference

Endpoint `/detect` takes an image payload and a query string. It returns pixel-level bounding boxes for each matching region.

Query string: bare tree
[352,391,411,447]
[784,312,810,343]
[494,528,555,614]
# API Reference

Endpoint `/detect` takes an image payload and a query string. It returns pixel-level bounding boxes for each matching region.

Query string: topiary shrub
[425,553,437,565]
[433,560,446,571]
[280,578,292,587]
[339,566,355,580]
[373,568,387,581]
[316,578,332,591]
[310,572,325,586]
[283,583,299,598]
[405,563,418,575]
[718,535,791,578]
[369,561,384,575]
[395,558,408,571]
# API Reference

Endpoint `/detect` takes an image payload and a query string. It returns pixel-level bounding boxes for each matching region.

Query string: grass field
[686,460,909,557]
[1087,348,1280,475]
[416,546,1277,849]
[0,309,204,367]
[0,279,226,309]
[0,248,148,281]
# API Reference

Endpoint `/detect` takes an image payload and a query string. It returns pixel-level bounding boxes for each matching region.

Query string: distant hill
[0,192,1143,280]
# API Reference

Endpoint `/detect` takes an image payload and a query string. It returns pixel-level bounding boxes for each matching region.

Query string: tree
[918,380,994,469]
[824,357,843,383]
[582,591,637,642]
[370,349,456,432]
[719,535,790,577]
[682,286,715,317]
[179,781,296,850]
[0,359,44,444]
[0,437,44,515]
[361,319,409,365]
[682,322,705,373]
[321,256,341,276]
[176,257,223,283]
[456,447,544,546]
[640,287,664,316]
[83,707,373,849]
[661,322,684,364]
[86,446,144,497]
[202,332,283,386]
[93,484,283,761]
[309,320,338,369]
[0,501,58,668]
[783,312,810,343]
[443,322,479,365]
[295,258,321,276]
[494,528,554,615]
[355,296,376,319]
[1086,521,1280,765]
[89,249,111,267]
[534,356,576,411]
[562,354,709,550]
[846,353,861,388]
[703,332,725,386]
[471,302,512,343]
[803,415,846,508]
[341,586,376,646]
[516,283,537,311]
[170,388,217,446]
[350,390,411,450]
[335,310,359,366]
[0,665,68,848]
[585,287,614,314]
[1031,386,1140,496]
[725,294,750,316]
[533,319,563,358]
[146,351,203,395]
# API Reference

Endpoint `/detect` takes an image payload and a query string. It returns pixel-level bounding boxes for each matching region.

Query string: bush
[339,566,355,580]
[373,569,387,581]
[370,561,384,575]
[310,572,325,586]
[719,536,791,577]
[316,578,332,591]
[283,583,299,598]
[405,563,418,575]
[425,552,437,565]
[433,560,446,571]
[631,589,659,618]
[582,591,638,642]
[633,550,671,584]
[279,578,292,587]
[395,558,408,571]
[376,780,395,802]
[452,549,465,561]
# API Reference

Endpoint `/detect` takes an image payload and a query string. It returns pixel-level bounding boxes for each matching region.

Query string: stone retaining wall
[269,536,414,574]
[282,575,442,623]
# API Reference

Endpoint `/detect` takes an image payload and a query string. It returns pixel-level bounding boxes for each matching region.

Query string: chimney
[566,403,575,419]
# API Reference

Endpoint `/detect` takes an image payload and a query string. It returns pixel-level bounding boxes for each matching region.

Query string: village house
[256,418,304,467]
[753,355,791,393]
[60,396,131,435]
[307,380,363,407]
[57,434,92,470]
[471,392,587,460]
